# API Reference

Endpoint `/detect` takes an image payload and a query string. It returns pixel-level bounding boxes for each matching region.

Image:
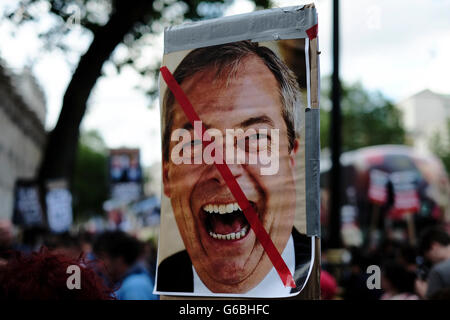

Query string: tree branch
[39,1,154,182]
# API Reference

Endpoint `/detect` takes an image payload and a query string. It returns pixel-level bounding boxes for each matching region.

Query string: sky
[1,0,450,167]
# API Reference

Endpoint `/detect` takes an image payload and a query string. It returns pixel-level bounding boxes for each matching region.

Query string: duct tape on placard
[305,108,321,237]
[164,5,319,54]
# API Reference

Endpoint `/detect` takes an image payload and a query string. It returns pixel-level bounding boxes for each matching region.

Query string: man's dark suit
[156,228,312,294]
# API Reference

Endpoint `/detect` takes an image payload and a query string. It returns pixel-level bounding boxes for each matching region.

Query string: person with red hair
[0,247,115,300]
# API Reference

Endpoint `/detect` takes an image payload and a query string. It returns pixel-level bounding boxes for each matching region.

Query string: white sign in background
[46,188,73,233]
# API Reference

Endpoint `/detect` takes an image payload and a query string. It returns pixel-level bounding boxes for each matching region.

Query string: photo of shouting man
[155,40,314,298]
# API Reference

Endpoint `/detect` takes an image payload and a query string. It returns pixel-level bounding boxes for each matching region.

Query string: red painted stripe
[306,24,318,40]
[160,66,296,288]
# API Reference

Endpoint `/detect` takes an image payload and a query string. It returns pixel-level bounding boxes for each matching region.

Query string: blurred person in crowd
[16,226,47,253]
[398,243,419,274]
[142,239,158,285]
[340,247,383,300]
[320,269,338,300]
[44,232,82,259]
[93,231,158,300]
[79,230,96,261]
[0,220,14,264]
[415,226,450,299]
[0,247,114,300]
[380,260,418,300]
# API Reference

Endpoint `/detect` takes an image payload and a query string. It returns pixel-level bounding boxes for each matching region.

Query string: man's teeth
[203,202,241,214]
[208,227,248,240]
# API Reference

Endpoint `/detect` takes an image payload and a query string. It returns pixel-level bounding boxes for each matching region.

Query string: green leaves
[429,118,450,174]
[320,78,406,152]
[72,130,108,222]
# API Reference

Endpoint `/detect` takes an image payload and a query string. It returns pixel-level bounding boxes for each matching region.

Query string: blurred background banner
[368,169,389,205]
[12,179,45,228]
[389,170,421,219]
[45,179,73,233]
[109,148,143,203]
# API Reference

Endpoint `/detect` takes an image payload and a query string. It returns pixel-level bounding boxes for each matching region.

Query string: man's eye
[241,133,270,153]
[253,133,269,140]
[182,140,202,150]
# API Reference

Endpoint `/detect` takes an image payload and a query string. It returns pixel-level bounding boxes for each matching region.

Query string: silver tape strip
[305,108,321,237]
[164,6,318,54]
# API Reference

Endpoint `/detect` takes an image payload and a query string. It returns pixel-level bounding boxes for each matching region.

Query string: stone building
[0,63,46,220]
[396,89,450,154]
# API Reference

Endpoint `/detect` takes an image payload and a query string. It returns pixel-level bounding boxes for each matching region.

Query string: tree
[429,118,450,174]
[3,0,271,189]
[72,130,109,222]
[320,78,406,152]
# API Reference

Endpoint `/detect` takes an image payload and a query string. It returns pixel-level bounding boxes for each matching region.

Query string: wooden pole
[329,0,342,249]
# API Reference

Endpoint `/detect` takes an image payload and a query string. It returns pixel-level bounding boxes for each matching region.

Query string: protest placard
[155,4,320,298]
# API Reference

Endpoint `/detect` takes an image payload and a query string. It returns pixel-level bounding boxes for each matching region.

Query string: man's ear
[162,160,171,197]
[289,138,300,168]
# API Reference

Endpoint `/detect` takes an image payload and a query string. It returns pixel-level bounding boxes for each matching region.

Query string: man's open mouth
[201,202,254,241]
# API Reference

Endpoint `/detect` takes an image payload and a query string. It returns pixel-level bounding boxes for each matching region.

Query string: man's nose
[204,161,244,186]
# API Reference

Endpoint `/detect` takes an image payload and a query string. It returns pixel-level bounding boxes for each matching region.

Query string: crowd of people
[0,220,159,300]
[1,218,449,300]
[320,225,450,300]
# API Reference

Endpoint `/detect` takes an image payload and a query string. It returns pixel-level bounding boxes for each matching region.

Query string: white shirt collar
[192,234,295,298]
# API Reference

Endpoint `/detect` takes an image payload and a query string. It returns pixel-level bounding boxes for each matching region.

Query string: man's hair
[162,40,303,162]
[381,260,416,294]
[418,226,450,255]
